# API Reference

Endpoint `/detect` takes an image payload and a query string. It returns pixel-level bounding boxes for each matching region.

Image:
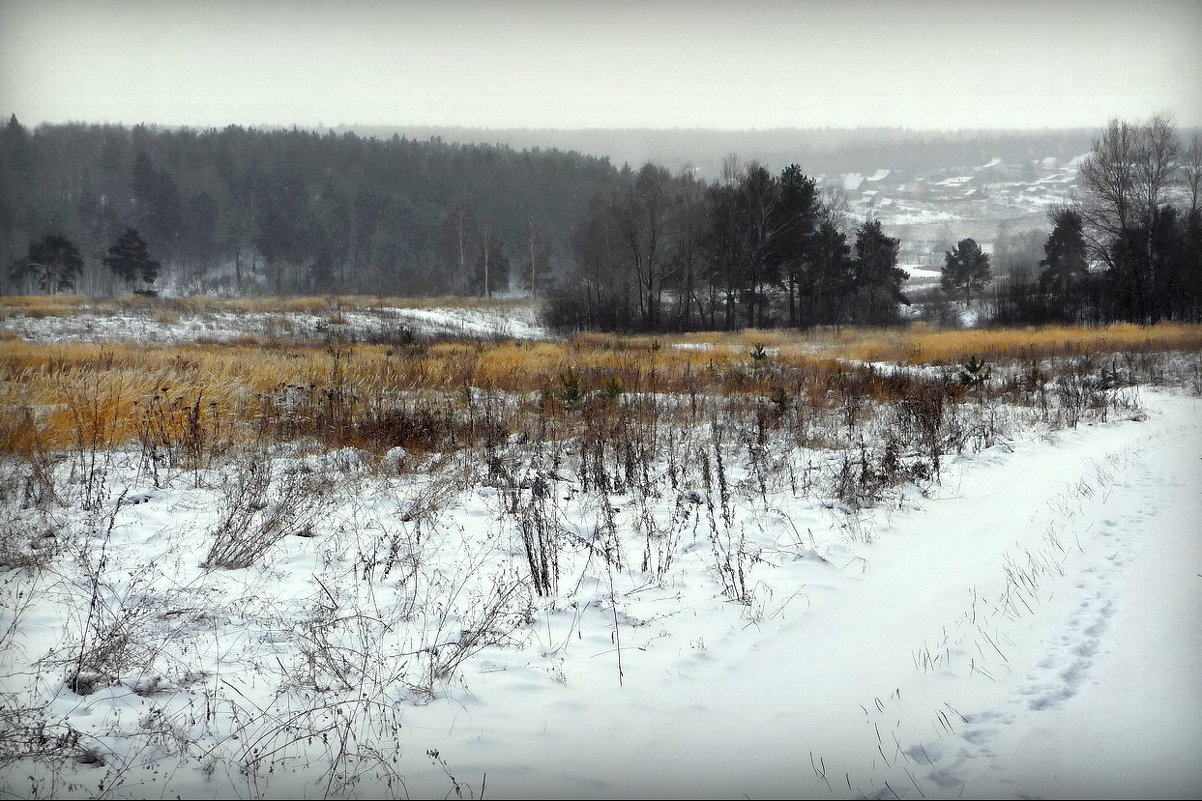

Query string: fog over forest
[336,125,1104,181]
[3,114,1201,330]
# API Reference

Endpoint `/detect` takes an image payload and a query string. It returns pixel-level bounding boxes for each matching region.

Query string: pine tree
[104,228,161,291]
[1184,208,1202,319]
[811,219,853,325]
[1039,208,1089,297]
[775,164,820,326]
[941,237,992,306]
[130,152,181,259]
[853,219,908,323]
[12,233,85,293]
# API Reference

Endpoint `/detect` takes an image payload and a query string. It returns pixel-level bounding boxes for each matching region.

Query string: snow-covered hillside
[1,339,1198,798]
[0,303,549,346]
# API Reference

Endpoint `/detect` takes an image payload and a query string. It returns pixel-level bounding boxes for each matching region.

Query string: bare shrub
[134,387,232,485]
[37,493,182,697]
[0,703,105,782]
[638,489,700,582]
[0,500,62,572]
[203,454,333,570]
[293,577,411,694]
[505,471,563,597]
[424,572,528,689]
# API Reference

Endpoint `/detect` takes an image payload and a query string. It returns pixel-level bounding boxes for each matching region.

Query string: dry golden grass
[3,321,1200,453]
[833,323,1202,364]
[1,295,92,318]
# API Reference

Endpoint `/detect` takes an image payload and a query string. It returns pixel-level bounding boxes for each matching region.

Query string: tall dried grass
[835,322,1202,364]
[3,323,1200,455]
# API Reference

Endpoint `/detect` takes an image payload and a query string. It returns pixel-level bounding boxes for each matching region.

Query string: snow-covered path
[402,393,1201,799]
[944,395,1202,799]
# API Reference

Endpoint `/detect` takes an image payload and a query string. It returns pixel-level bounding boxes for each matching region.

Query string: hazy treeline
[340,125,1103,180]
[544,161,910,332]
[0,116,615,296]
[5,113,1199,330]
[546,116,1202,334]
[989,117,1202,326]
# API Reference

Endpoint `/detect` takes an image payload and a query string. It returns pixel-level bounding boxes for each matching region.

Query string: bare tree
[1183,133,1202,215]
[455,205,472,290]
[473,220,509,298]
[737,162,787,327]
[522,220,551,297]
[1076,115,1182,322]
[440,203,478,295]
[819,184,851,233]
[1077,118,1140,264]
[1136,114,1179,217]
[669,167,708,330]
[614,163,675,330]
[720,152,743,186]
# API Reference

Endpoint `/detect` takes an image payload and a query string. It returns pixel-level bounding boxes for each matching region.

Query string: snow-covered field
[1,310,1199,800]
[0,303,548,346]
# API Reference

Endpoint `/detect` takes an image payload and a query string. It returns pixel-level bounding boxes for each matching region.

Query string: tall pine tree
[853,219,908,323]
[104,228,160,292]
[13,233,85,293]
[941,237,991,306]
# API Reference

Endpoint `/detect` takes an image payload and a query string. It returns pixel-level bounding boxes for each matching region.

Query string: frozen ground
[0,303,549,345]
[0,378,1198,798]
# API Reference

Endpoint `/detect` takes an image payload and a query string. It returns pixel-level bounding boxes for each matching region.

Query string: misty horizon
[0,115,1116,135]
[3,0,1199,132]
[3,116,1119,182]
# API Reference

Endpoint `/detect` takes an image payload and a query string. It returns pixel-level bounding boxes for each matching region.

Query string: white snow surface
[0,304,549,345]
[904,266,942,282]
[1,384,1199,798]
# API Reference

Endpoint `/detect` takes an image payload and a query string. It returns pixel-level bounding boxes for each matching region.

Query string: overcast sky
[2,0,1199,131]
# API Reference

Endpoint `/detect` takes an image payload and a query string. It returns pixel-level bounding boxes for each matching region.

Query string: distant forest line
[2,118,1094,299]
[338,125,1111,180]
[2,116,1199,329]
[0,116,616,298]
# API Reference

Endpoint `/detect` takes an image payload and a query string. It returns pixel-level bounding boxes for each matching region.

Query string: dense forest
[989,117,1202,327]
[339,125,1103,180]
[546,116,1202,332]
[3,115,1200,329]
[0,116,616,297]
[544,161,912,331]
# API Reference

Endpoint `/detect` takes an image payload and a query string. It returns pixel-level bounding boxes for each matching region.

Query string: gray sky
[2,0,1199,130]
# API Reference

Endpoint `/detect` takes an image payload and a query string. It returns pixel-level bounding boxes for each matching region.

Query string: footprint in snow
[1028,683,1077,710]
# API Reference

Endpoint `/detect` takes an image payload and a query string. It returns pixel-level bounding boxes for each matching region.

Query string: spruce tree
[14,233,85,293]
[104,228,161,291]
[941,237,992,306]
[853,219,909,323]
[1039,208,1089,298]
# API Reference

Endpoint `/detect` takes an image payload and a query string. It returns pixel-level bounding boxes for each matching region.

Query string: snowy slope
[0,303,549,345]
[0,386,1198,798]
